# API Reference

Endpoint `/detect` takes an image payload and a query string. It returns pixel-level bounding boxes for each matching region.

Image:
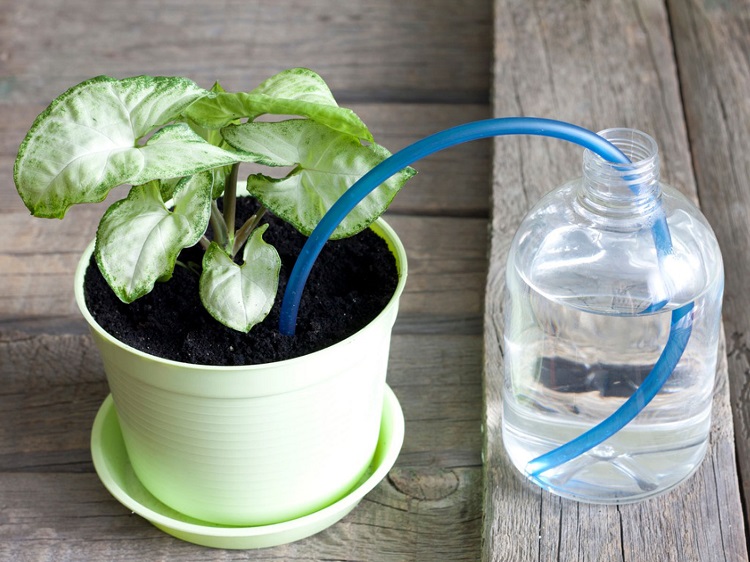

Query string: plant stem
[223,163,240,248]
[199,235,211,251]
[232,206,267,257]
[210,200,228,249]
[175,260,201,277]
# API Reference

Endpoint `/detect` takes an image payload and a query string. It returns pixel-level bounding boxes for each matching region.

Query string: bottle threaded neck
[580,128,660,219]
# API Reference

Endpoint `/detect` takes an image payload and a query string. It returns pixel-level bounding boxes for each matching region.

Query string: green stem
[223,163,240,247]
[232,206,267,257]
[210,200,228,248]
[175,260,201,277]
[199,235,211,251]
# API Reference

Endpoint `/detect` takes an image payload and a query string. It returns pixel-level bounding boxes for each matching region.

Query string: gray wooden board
[0,329,483,560]
[0,332,483,473]
[0,471,481,562]
[0,0,491,106]
[0,102,491,332]
[0,0,495,555]
[0,103,491,216]
[0,213,489,339]
[3,0,748,558]
[667,0,750,537]
[484,0,748,560]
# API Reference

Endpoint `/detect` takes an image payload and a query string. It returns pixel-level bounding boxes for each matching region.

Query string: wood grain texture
[0,102,491,333]
[0,470,481,562]
[0,213,488,338]
[1,103,491,216]
[0,329,483,560]
[484,0,747,560]
[667,0,750,537]
[4,0,748,558]
[0,0,491,215]
[1,0,491,105]
[0,332,484,474]
[0,0,493,556]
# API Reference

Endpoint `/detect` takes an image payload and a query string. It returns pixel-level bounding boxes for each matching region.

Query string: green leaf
[184,81,236,198]
[222,119,416,238]
[158,177,182,202]
[95,172,213,303]
[185,68,373,141]
[199,225,281,333]
[13,75,249,218]
[130,123,246,183]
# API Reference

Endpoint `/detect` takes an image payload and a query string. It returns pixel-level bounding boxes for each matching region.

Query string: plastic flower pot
[76,218,407,527]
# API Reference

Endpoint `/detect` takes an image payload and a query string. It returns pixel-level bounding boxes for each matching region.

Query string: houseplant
[14,68,414,547]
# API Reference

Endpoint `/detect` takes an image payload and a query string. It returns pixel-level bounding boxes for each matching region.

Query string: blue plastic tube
[525,301,694,479]
[279,117,675,334]
[277,116,692,478]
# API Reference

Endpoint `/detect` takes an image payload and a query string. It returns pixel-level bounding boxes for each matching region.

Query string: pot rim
[74,217,407,372]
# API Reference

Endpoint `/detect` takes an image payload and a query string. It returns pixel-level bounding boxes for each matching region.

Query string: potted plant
[13,68,414,548]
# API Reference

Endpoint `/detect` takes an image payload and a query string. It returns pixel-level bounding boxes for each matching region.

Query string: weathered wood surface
[0,332,483,562]
[0,0,490,559]
[2,0,749,560]
[667,0,750,536]
[484,1,748,561]
[0,105,490,334]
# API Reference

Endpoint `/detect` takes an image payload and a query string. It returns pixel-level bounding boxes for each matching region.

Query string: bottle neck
[578,128,661,220]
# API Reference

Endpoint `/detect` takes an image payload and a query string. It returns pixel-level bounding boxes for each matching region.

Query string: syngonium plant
[14,68,415,332]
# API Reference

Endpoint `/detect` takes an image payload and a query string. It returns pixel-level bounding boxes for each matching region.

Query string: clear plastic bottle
[502,128,724,503]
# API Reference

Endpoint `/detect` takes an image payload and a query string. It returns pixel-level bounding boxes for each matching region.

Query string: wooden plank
[0,102,491,330]
[0,332,483,472]
[667,0,750,537]
[0,0,493,559]
[0,330,483,558]
[0,332,107,472]
[0,213,488,336]
[1,0,491,106]
[1,102,491,216]
[386,215,488,327]
[0,0,491,561]
[359,103,492,218]
[0,469,481,561]
[389,334,484,468]
[484,1,747,561]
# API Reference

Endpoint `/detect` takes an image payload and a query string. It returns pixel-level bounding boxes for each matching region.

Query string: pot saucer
[90,386,404,549]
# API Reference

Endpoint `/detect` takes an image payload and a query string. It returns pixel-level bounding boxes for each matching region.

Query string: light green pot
[75,219,407,527]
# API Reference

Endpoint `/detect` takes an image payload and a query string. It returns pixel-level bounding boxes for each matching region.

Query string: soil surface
[83,199,399,366]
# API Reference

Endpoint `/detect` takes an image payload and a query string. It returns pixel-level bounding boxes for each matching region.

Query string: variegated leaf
[95,172,213,302]
[199,224,281,333]
[222,119,415,238]
[14,76,248,218]
[185,68,372,141]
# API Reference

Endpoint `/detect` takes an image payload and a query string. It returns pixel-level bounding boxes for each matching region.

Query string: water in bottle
[502,128,723,503]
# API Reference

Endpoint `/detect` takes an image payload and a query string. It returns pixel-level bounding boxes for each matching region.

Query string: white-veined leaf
[158,177,182,202]
[184,81,236,198]
[199,225,281,333]
[95,172,213,303]
[14,76,249,218]
[129,123,246,183]
[185,68,372,141]
[222,119,415,238]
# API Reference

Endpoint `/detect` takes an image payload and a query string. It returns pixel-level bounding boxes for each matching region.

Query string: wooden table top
[0,1,747,560]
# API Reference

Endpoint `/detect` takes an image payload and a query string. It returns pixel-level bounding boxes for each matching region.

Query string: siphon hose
[525,301,694,479]
[278,116,693,477]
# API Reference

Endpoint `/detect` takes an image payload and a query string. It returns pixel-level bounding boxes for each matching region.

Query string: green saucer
[90,386,404,549]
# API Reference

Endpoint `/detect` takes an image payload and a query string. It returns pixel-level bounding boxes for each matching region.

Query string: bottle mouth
[592,128,658,159]
[583,128,659,185]
[580,128,660,218]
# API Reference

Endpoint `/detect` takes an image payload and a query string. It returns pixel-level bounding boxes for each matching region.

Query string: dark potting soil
[83,198,399,366]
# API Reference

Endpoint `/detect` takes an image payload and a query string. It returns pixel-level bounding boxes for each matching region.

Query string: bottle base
[506,439,708,504]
